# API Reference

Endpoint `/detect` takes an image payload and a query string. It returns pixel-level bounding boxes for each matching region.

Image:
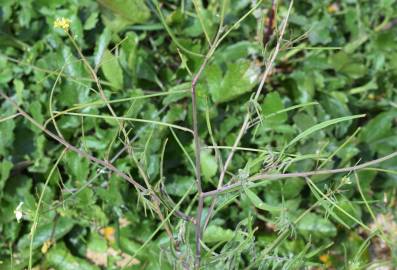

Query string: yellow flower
[100,226,115,243]
[319,254,332,268]
[41,240,52,254]
[53,17,71,31]
[327,3,339,14]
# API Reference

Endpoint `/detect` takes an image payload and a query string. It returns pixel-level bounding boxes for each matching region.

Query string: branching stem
[203,150,397,198]
[0,91,194,223]
[203,0,294,234]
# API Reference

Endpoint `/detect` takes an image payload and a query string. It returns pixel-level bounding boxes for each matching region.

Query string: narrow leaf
[285,114,365,150]
[243,186,282,212]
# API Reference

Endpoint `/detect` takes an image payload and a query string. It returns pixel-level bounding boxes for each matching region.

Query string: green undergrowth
[1,0,397,269]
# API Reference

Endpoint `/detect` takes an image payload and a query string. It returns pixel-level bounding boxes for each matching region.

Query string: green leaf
[0,113,15,155]
[297,213,337,238]
[99,0,150,24]
[87,233,107,253]
[97,176,124,206]
[46,243,99,270]
[207,61,259,103]
[84,135,108,151]
[17,217,75,250]
[290,71,316,103]
[163,105,187,123]
[214,41,259,64]
[308,18,333,45]
[203,225,234,243]
[348,79,377,95]
[83,12,99,30]
[101,50,123,90]
[329,51,367,78]
[282,178,306,198]
[243,186,283,212]
[360,110,397,144]
[99,0,150,31]
[262,92,287,124]
[121,32,139,84]
[0,56,13,84]
[200,150,218,181]
[94,28,112,67]
[64,151,90,182]
[0,160,12,197]
[29,100,44,126]
[165,175,196,197]
[13,79,24,104]
[286,114,366,150]
[118,227,141,254]
[332,196,362,228]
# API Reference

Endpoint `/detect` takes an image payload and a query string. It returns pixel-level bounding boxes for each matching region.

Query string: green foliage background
[1,0,397,269]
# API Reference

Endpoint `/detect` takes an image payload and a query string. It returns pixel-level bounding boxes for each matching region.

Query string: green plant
[1,0,397,269]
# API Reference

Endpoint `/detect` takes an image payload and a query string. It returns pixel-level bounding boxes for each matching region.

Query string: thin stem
[49,63,67,139]
[170,128,196,170]
[318,127,361,169]
[191,49,205,270]
[0,112,21,123]
[194,195,204,268]
[192,0,212,46]
[0,91,193,222]
[152,0,204,57]
[66,31,136,162]
[1,54,113,87]
[354,172,389,244]
[203,0,293,232]
[43,90,185,129]
[55,111,194,134]
[66,31,182,241]
[28,149,67,270]
[203,150,397,198]
[189,0,262,265]
[2,91,145,190]
[217,0,263,45]
[192,23,223,270]
[129,183,195,263]
[66,31,133,146]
